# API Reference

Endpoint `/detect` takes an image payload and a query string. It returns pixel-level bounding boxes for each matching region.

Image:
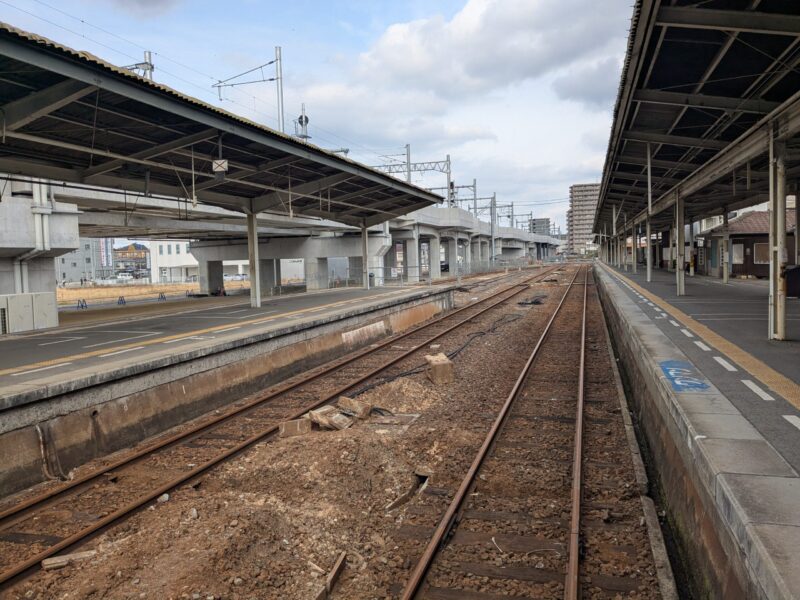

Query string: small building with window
[697,210,796,279]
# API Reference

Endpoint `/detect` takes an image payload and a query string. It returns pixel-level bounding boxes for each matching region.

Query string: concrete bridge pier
[199,260,224,295]
[305,257,329,290]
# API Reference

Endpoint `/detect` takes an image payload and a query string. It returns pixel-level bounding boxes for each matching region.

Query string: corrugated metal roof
[708,210,797,235]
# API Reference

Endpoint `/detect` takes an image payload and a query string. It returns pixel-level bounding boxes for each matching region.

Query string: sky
[1,0,632,234]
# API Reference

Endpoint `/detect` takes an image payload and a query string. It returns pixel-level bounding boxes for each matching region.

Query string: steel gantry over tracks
[0,23,441,307]
[593,0,800,340]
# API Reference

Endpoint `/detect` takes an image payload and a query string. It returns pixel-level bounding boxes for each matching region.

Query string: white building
[149,240,307,284]
[149,240,248,283]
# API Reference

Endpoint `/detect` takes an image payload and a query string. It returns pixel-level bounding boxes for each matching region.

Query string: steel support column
[676,197,685,296]
[361,222,370,289]
[646,218,652,282]
[632,223,638,274]
[246,213,261,308]
[769,134,787,340]
[722,211,730,284]
[688,218,695,277]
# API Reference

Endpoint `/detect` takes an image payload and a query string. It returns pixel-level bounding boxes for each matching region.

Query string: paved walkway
[0,286,423,387]
[601,263,800,472]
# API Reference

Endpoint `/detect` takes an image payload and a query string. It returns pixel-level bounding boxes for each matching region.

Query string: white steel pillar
[646,218,652,282]
[676,196,685,296]
[246,213,261,308]
[632,223,638,274]
[621,234,626,269]
[361,222,370,289]
[688,218,695,277]
[769,134,787,340]
[722,211,730,284]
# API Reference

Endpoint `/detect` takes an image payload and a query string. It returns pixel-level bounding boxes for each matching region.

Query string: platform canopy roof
[0,24,442,228]
[595,0,800,236]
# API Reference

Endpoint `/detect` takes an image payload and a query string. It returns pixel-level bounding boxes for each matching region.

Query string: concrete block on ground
[42,550,96,570]
[425,353,454,384]
[337,396,372,419]
[279,418,313,438]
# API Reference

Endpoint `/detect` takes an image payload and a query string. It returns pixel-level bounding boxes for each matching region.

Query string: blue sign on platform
[659,360,710,392]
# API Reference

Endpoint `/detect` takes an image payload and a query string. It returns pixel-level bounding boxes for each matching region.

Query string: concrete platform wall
[0,289,453,499]
[595,265,796,600]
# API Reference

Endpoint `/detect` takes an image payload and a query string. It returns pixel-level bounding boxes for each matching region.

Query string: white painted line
[659,312,667,317]
[713,356,737,372]
[680,329,695,338]
[742,379,775,401]
[84,333,160,348]
[11,362,73,376]
[39,336,86,346]
[223,309,249,314]
[669,320,680,327]
[215,327,241,333]
[99,346,145,358]
[694,341,711,352]
[783,415,800,431]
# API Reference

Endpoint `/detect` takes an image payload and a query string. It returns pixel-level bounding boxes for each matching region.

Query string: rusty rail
[400,265,585,600]
[0,266,561,586]
[565,267,588,599]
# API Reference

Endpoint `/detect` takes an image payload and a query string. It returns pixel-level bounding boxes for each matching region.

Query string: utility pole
[445,154,452,205]
[125,50,154,80]
[490,193,496,265]
[473,178,477,217]
[213,49,284,130]
[275,46,285,133]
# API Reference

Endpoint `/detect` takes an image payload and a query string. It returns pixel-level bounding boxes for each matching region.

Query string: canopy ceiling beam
[656,6,800,37]
[622,130,728,150]
[633,89,780,114]
[1,79,97,131]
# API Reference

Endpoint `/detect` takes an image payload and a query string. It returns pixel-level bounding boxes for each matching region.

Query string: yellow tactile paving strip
[600,263,800,410]
[0,289,409,377]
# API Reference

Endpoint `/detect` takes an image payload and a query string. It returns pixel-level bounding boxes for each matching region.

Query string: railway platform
[596,262,800,600]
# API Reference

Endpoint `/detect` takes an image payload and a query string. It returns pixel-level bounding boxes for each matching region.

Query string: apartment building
[567,183,600,255]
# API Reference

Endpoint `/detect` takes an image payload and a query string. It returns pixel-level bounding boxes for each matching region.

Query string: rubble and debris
[337,396,372,419]
[309,405,354,430]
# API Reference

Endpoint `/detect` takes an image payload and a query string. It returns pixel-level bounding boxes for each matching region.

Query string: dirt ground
[9,270,577,600]
[57,281,248,304]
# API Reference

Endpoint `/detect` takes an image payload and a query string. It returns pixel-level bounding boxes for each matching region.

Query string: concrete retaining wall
[1,290,452,499]
[595,265,797,600]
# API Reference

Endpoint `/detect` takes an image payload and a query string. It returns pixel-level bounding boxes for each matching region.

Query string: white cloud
[354,0,629,99]
[553,56,622,111]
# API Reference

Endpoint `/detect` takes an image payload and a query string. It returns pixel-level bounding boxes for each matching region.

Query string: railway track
[398,265,663,599]
[0,265,562,588]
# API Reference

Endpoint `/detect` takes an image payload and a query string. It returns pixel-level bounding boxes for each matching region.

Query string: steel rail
[0,266,561,587]
[400,265,585,600]
[565,267,589,600]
